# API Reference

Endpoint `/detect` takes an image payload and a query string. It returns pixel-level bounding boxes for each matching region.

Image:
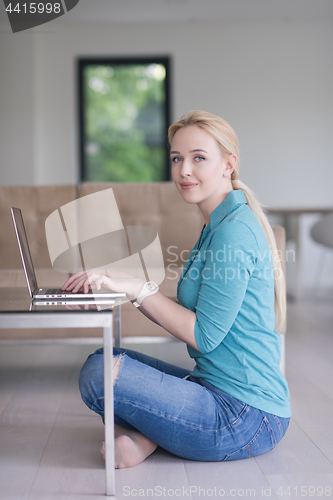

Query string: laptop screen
[11,207,38,297]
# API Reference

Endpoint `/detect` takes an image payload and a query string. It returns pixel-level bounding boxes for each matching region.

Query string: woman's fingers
[62,271,87,290]
[69,277,88,293]
[83,275,96,293]
[67,269,107,292]
[85,274,107,292]
[94,275,106,290]
[63,269,143,296]
[66,275,94,294]
[63,269,120,291]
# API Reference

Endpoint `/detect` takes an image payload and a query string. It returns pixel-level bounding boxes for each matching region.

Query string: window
[78,57,171,182]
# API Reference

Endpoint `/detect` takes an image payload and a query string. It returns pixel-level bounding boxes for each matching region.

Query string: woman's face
[170,125,234,212]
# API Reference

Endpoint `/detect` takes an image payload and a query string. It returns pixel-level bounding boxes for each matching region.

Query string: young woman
[63,110,291,469]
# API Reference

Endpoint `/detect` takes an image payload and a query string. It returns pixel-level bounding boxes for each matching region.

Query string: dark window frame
[77,56,172,182]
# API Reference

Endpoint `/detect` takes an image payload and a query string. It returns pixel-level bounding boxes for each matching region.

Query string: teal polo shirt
[177,189,291,418]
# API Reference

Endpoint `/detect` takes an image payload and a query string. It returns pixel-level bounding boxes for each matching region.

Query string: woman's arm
[134,296,179,327]
[137,292,199,351]
[134,304,160,326]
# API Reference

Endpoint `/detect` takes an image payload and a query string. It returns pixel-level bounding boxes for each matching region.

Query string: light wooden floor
[1,294,333,499]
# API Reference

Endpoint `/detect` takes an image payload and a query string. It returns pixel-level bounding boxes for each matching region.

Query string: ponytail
[231,178,286,333]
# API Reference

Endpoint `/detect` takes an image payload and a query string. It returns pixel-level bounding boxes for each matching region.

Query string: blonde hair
[168,110,286,333]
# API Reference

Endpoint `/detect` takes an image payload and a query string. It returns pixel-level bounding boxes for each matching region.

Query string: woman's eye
[194,156,205,162]
[171,157,182,163]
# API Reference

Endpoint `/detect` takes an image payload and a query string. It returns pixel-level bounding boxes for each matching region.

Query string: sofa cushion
[79,182,205,268]
[0,185,77,270]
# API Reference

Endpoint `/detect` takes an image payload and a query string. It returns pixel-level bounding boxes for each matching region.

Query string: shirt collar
[209,189,247,231]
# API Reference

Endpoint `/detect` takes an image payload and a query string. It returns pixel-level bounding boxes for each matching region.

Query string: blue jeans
[79,347,290,462]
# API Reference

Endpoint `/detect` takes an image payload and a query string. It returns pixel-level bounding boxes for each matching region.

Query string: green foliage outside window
[83,63,168,182]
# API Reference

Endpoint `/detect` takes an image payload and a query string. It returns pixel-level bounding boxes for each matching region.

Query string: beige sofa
[0,182,286,348]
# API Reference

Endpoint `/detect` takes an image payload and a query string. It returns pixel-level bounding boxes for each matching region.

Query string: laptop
[11,207,126,301]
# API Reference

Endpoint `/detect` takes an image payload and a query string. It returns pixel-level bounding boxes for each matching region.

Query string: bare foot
[101,430,158,469]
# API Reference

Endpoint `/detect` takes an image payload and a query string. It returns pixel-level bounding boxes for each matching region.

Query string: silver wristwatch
[132,281,159,308]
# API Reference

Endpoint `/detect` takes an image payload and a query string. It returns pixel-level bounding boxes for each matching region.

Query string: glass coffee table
[0,287,124,497]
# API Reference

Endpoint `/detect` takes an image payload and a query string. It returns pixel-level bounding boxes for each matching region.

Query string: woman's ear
[224,154,237,177]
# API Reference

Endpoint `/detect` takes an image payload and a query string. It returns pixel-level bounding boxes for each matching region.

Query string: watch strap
[132,281,159,307]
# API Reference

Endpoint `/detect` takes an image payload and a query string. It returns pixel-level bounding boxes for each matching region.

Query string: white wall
[1,20,333,206]
[1,18,333,289]
[0,33,36,184]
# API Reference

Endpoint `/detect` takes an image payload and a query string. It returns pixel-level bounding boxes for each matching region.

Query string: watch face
[147,282,158,291]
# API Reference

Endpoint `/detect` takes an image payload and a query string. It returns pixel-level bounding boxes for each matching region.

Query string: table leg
[114,301,121,348]
[294,214,302,301]
[104,316,115,496]
[283,213,301,301]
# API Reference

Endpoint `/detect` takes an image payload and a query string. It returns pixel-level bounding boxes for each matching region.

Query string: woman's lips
[180,183,198,190]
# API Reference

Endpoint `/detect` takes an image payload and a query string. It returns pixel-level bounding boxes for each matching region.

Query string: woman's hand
[62,268,145,299]
[62,269,106,293]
